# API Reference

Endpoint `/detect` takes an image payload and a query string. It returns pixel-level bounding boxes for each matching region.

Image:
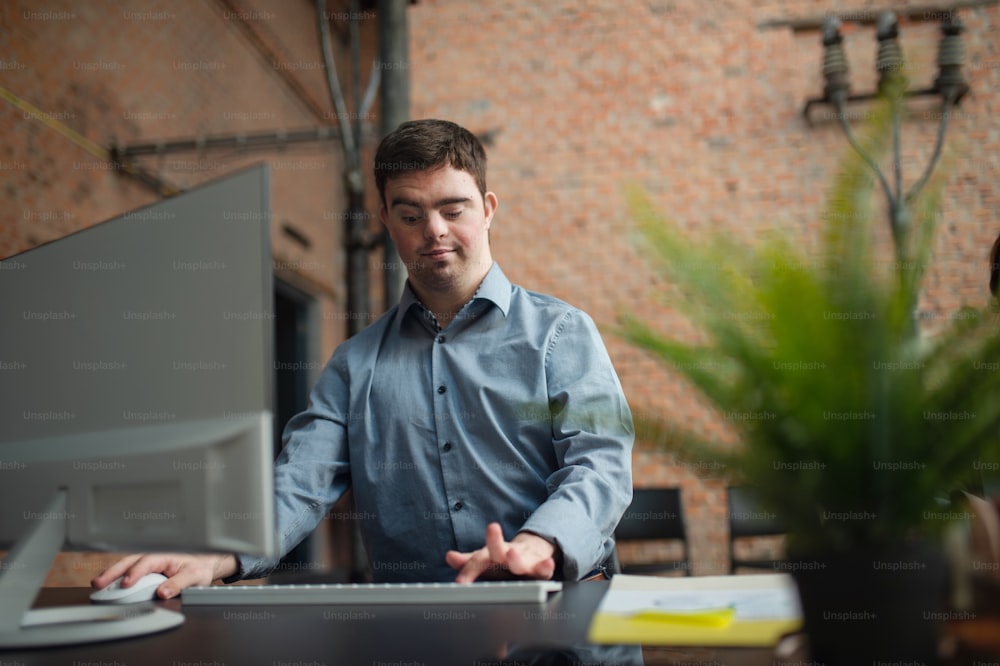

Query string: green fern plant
[620,92,1000,553]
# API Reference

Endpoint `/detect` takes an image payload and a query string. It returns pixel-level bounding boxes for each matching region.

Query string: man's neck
[415,287,477,330]
[411,265,492,330]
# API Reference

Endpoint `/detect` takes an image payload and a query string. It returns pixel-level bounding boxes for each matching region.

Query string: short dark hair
[373,119,487,206]
[990,231,1000,298]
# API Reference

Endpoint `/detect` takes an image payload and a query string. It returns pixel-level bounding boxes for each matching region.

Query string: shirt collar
[396,262,511,332]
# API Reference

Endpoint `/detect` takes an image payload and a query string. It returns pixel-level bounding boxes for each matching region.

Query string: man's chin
[413,267,458,289]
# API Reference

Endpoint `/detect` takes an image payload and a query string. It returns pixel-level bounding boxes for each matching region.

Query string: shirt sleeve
[227,352,353,582]
[518,309,634,580]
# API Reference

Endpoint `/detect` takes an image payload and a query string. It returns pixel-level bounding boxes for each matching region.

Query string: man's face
[380,165,498,299]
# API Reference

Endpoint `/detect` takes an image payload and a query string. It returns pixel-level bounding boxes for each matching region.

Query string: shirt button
[437,335,446,344]
[442,442,453,452]
[453,501,464,511]
[437,385,446,394]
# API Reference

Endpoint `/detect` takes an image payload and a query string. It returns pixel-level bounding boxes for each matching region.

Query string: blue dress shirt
[237,263,634,582]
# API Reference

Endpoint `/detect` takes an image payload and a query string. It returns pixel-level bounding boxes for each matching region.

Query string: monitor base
[0,491,184,649]
[0,605,184,649]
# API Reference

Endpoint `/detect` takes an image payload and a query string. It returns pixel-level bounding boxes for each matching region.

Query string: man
[95,119,633,598]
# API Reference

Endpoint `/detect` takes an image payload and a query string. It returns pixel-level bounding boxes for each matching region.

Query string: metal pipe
[114,127,343,159]
[759,0,998,32]
[378,0,411,309]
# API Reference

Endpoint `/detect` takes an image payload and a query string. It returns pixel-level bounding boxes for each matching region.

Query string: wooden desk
[8,583,797,666]
[9,583,998,665]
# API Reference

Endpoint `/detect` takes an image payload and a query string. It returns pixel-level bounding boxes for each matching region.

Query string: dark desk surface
[10,583,802,666]
[12,583,1000,665]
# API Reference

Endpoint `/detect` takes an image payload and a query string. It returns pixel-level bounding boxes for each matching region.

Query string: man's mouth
[423,248,453,259]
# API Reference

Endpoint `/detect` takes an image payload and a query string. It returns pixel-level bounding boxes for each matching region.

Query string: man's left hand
[446,522,558,583]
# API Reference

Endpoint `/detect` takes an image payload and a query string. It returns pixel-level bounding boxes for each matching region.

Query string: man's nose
[424,212,448,239]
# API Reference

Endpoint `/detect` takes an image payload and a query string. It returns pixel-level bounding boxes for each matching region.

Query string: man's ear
[484,192,499,229]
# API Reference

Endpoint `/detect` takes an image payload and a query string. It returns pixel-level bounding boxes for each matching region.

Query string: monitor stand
[0,491,184,649]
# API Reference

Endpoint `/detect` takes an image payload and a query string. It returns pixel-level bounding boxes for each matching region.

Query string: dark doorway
[273,279,319,571]
[273,280,313,453]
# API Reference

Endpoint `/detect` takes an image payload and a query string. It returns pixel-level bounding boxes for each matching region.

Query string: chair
[614,487,690,576]
[727,486,786,573]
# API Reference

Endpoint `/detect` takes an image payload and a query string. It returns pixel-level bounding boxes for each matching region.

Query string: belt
[579,563,614,582]
[580,570,608,582]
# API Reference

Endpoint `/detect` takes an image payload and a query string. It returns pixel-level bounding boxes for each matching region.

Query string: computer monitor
[0,165,277,648]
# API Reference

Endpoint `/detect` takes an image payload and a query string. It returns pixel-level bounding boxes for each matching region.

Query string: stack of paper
[588,573,803,647]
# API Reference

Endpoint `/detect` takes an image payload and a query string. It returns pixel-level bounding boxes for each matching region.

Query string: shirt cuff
[223,552,278,583]
[520,499,607,581]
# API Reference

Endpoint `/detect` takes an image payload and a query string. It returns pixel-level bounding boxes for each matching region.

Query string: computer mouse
[90,572,169,604]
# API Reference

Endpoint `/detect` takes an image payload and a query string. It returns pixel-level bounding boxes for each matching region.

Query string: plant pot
[789,545,949,665]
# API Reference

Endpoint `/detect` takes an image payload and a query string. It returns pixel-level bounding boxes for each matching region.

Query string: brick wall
[406,0,1000,574]
[1,0,384,334]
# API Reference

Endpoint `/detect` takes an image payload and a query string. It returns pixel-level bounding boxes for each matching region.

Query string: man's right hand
[91,553,239,600]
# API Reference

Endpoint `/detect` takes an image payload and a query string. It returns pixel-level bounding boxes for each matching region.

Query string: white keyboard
[182,580,563,605]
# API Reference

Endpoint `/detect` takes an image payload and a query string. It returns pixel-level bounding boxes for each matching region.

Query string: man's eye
[444,210,462,219]
[402,215,421,224]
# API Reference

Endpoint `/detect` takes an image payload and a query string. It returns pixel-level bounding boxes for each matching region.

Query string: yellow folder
[587,573,803,647]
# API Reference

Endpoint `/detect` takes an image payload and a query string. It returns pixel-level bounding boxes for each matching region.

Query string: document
[588,573,803,647]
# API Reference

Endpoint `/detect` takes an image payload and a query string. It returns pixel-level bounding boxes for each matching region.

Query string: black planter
[789,545,949,665]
